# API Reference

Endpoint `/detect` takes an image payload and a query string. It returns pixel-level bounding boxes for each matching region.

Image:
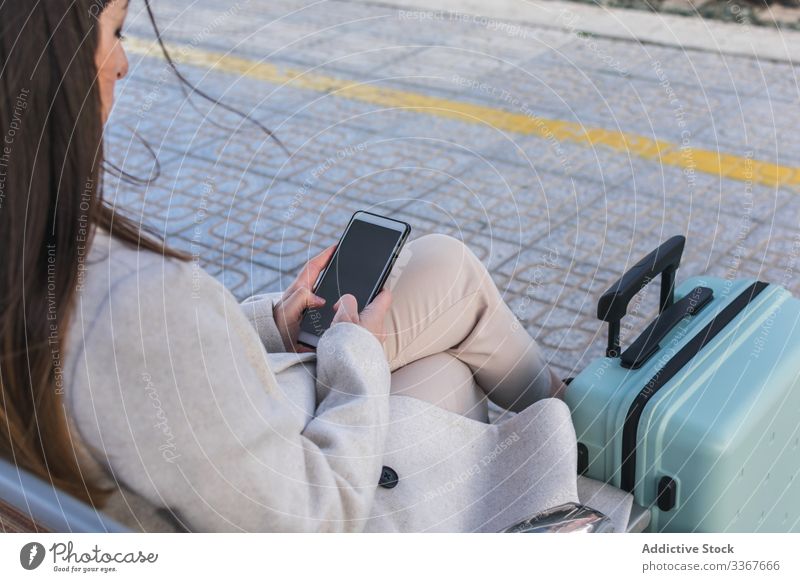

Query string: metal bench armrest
[501,502,616,533]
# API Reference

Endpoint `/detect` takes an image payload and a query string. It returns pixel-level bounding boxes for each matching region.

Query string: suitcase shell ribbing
[567,275,800,532]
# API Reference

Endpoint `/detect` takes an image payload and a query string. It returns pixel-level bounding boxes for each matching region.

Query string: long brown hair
[0,0,190,508]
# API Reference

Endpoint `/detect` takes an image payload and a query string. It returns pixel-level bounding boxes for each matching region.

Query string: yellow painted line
[126,37,800,189]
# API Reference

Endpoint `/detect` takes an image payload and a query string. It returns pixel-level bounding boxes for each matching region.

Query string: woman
[0,0,630,532]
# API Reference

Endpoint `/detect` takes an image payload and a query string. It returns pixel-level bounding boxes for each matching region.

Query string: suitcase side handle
[597,235,686,358]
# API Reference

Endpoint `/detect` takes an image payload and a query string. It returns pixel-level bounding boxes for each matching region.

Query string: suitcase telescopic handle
[597,235,686,358]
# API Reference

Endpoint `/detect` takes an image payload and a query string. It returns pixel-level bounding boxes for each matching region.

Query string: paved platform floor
[105,0,800,376]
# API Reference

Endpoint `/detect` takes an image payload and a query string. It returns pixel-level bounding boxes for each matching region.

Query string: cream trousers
[382,234,559,422]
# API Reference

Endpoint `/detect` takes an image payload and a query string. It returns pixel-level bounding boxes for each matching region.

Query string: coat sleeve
[69,258,391,532]
[239,291,288,353]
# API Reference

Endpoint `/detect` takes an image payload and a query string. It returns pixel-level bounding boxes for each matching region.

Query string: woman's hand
[272,244,336,353]
[331,289,392,344]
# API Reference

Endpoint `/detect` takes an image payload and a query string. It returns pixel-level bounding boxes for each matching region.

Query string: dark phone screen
[300,219,403,338]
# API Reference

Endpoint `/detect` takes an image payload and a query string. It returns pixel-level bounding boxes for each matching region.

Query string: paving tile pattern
[106,0,800,377]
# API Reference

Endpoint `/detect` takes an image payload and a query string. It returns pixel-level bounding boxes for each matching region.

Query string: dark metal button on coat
[378,466,399,489]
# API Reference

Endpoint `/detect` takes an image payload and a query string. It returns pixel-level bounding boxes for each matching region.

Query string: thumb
[332,294,359,324]
[286,287,324,315]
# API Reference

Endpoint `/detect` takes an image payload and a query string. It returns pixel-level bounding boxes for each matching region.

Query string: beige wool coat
[63,225,632,533]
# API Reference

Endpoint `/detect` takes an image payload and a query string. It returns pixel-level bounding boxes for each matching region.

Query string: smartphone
[297,211,411,349]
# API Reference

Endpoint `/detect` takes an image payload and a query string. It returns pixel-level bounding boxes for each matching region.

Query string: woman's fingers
[358,288,392,343]
[289,244,337,292]
[361,288,392,319]
[285,286,325,318]
[314,243,337,264]
[370,287,392,313]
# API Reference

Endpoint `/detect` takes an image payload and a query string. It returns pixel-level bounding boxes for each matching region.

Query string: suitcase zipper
[619,281,770,495]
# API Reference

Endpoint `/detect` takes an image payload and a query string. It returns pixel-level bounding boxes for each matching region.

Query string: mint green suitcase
[566,236,800,532]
